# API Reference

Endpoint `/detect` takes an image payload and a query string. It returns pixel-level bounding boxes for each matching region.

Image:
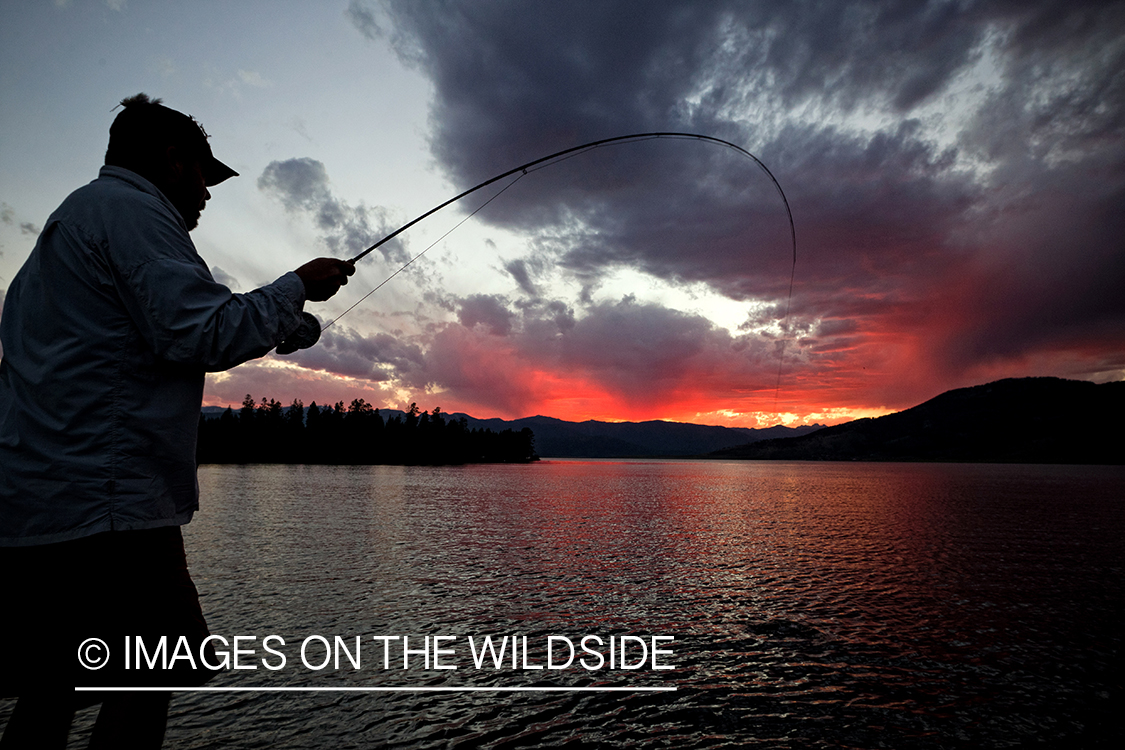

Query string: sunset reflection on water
[35,460,1123,748]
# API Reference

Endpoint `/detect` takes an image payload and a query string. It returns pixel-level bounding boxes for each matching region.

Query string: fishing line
[322,131,797,405]
[323,171,526,330]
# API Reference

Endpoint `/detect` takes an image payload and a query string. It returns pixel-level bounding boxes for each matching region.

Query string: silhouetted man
[0,94,354,748]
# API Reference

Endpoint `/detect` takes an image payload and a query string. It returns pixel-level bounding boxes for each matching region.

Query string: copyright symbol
[78,638,109,670]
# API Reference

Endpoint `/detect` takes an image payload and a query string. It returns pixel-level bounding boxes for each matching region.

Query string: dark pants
[0,526,216,748]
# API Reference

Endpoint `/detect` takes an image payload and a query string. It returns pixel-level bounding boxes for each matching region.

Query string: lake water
[12,460,1125,748]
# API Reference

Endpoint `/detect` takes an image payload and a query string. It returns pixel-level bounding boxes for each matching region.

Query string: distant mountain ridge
[444,414,823,458]
[710,377,1124,464]
[200,405,822,458]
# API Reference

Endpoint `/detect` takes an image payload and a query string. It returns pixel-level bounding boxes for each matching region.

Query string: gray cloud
[503,258,537,297]
[258,157,406,261]
[286,324,427,382]
[1,202,43,247]
[457,293,514,336]
[551,297,750,394]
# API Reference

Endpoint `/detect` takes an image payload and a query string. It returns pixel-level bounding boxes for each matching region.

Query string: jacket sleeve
[107,188,307,372]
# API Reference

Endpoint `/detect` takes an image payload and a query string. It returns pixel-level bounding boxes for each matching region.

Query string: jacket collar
[98,165,187,230]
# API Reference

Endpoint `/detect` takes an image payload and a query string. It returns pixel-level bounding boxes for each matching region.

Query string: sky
[1,1,1122,428]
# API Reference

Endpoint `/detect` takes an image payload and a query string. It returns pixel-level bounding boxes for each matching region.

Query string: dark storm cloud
[933,175,1125,373]
[345,0,1125,404]
[349,0,991,180]
[942,0,1125,373]
[258,158,406,261]
[352,1,984,140]
[962,2,1125,166]
[344,0,992,298]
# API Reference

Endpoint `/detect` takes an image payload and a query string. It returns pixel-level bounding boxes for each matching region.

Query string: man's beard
[177,201,203,231]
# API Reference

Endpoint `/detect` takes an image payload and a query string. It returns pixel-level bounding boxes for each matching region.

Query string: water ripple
[7,461,1118,748]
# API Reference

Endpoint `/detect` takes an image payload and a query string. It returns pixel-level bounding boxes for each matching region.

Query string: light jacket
[0,166,305,546]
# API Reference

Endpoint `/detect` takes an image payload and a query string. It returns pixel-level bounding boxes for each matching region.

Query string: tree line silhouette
[197,395,537,465]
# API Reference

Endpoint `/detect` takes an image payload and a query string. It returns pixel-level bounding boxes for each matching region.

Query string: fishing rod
[320,132,795,326]
[284,131,797,404]
[349,132,795,267]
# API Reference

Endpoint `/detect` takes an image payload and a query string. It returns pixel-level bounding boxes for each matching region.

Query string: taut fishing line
[314,132,797,408]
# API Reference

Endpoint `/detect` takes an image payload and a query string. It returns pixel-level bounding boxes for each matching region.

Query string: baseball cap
[107,94,239,186]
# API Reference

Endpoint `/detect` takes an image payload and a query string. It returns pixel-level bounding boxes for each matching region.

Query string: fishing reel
[276,312,321,355]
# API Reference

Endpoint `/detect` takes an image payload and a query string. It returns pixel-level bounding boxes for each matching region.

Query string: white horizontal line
[76,686,676,693]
